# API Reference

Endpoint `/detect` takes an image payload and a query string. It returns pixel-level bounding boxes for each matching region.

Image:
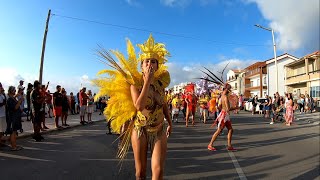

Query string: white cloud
[160,0,192,8]
[246,0,320,52]
[125,0,142,7]
[167,58,256,87]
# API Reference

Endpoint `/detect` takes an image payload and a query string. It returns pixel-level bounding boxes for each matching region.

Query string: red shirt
[79,91,88,106]
[46,93,52,104]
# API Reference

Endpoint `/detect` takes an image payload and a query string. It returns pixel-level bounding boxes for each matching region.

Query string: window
[310,86,320,98]
[250,81,254,87]
[263,77,267,85]
[257,79,260,86]
[235,83,237,89]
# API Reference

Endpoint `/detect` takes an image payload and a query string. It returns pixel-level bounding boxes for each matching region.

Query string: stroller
[273,106,285,122]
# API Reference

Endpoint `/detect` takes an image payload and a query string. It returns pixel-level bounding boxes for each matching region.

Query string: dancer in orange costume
[185,90,198,127]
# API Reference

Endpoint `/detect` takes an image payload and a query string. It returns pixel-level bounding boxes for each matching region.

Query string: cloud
[246,0,320,52]
[160,0,192,8]
[125,0,142,7]
[0,67,98,95]
[167,58,256,87]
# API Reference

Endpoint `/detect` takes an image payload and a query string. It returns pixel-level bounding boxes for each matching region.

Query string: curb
[16,119,106,140]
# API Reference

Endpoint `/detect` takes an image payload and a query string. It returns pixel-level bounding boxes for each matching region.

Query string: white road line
[227,148,247,180]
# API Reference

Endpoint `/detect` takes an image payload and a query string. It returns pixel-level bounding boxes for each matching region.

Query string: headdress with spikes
[137,34,170,64]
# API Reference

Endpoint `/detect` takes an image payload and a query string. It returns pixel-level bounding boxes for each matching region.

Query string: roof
[285,50,320,67]
[231,69,243,73]
[265,53,299,64]
[244,61,266,70]
[303,50,320,58]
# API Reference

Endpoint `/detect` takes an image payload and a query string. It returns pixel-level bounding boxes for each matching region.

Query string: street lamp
[255,24,278,93]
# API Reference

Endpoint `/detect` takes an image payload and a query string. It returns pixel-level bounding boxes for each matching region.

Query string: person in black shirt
[31,81,45,141]
[7,86,24,150]
[61,89,70,126]
[26,83,33,121]
[53,85,63,129]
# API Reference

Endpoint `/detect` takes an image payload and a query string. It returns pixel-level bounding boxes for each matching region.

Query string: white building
[266,53,299,96]
[226,69,245,95]
[172,82,189,94]
[244,62,267,98]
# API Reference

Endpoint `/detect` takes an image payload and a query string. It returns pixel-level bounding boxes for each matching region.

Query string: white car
[245,98,267,112]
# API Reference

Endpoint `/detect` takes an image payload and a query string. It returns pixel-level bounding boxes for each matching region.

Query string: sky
[0,0,319,94]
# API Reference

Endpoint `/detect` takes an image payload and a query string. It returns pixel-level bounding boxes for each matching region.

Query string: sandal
[207,145,217,151]
[11,146,23,151]
[227,146,237,151]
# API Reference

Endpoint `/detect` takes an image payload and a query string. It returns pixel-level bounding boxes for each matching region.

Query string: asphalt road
[0,111,319,180]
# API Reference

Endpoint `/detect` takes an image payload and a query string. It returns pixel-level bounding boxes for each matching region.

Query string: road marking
[227,148,247,180]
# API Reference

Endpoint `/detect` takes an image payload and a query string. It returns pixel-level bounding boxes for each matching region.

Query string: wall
[267,57,296,96]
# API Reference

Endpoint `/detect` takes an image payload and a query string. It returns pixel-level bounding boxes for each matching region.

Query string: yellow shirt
[171,97,181,108]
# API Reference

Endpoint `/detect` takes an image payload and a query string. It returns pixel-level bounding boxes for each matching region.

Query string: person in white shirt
[0,83,7,145]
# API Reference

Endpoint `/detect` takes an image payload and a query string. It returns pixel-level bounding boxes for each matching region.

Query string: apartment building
[285,51,320,102]
[226,69,245,95]
[266,53,299,96]
[244,62,267,98]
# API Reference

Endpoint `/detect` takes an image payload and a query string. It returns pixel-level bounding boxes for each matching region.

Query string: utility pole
[39,9,51,84]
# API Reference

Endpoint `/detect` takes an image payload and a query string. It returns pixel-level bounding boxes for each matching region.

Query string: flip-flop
[11,146,23,151]
[208,145,217,151]
[227,147,237,151]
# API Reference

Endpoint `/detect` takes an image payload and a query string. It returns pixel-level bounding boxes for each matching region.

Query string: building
[226,69,245,95]
[244,62,267,98]
[172,82,189,94]
[266,53,299,96]
[285,51,320,102]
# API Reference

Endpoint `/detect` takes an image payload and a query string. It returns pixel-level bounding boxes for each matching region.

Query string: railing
[286,73,306,79]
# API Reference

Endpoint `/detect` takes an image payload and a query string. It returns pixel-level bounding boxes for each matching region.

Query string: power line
[51,13,268,47]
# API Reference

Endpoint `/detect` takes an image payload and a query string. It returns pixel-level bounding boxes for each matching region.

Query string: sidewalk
[294,111,320,124]
[17,111,106,138]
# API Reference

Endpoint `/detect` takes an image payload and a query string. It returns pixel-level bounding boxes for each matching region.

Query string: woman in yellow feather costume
[94,34,172,179]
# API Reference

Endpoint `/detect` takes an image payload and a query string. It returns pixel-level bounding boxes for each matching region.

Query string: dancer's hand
[166,125,172,138]
[143,65,154,84]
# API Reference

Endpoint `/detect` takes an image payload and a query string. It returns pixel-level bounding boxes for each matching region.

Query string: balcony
[245,84,267,90]
[286,70,320,85]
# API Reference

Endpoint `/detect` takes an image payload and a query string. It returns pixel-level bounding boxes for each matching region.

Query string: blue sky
[0,0,319,93]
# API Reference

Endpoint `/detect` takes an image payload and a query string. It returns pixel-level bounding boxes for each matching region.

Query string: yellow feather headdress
[137,34,170,64]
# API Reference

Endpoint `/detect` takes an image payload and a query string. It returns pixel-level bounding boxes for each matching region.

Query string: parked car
[245,98,267,112]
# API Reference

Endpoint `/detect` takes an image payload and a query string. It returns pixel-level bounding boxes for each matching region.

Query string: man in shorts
[79,87,88,125]
[53,85,63,129]
[208,83,238,151]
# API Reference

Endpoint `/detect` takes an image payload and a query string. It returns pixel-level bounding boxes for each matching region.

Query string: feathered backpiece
[93,34,170,160]
[93,39,142,134]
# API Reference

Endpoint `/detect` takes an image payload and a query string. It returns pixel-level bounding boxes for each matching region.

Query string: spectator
[40,85,48,130]
[252,95,258,115]
[53,85,63,129]
[0,83,7,146]
[26,83,33,121]
[16,87,24,122]
[76,89,81,114]
[69,92,76,115]
[46,90,53,118]
[61,89,70,126]
[31,81,45,141]
[79,87,88,125]
[7,86,23,150]
[86,90,94,123]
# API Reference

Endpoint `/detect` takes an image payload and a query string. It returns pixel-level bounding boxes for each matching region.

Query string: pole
[271,29,278,93]
[39,9,51,84]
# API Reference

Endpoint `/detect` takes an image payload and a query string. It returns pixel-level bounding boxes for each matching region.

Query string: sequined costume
[93,35,170,160]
